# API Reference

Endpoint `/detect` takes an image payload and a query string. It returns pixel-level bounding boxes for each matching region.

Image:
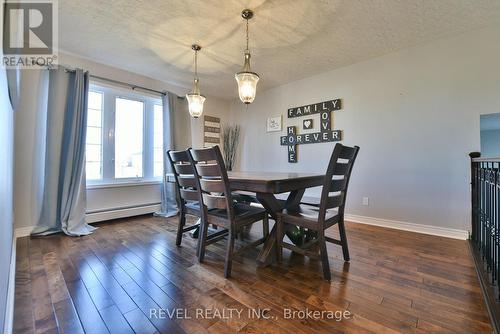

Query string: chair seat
[207,203,267,227]
[232,191,258,204]
[279,204,339,230]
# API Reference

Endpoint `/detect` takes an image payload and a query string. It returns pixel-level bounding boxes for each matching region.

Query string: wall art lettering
[281,99,343,162]
[287,99,341,118]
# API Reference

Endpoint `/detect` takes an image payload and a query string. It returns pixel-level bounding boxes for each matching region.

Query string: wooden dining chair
[276,143,359,280]
[189,146,269,278]
[167,149,205,247]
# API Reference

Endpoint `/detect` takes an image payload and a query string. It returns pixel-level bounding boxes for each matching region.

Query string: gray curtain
[30,68,95,236]
[155,92,178,217]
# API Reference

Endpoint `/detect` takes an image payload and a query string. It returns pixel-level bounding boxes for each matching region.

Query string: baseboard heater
[86,203,162,224]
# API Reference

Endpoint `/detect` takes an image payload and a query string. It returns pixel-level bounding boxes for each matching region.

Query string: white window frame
[86,81,163,187]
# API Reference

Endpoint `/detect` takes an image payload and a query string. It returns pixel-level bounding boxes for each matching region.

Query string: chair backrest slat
[338,146,357,160]
[180,188,199,201]
[203,194,227,210]
[189,146,235,221]
[319,144,360,225]
[169,150,190,161]
[333,162,349,176]
[178,176,197,188]
[200,179,225,193]
[191,147,218,161]
[174,163,194,175]
[325,193,344,209]
[330,178,348,192]
[167,149,199,205]
[196,164,220,177]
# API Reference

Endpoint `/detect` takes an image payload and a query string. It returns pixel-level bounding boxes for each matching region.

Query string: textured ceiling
[59,0,500,99]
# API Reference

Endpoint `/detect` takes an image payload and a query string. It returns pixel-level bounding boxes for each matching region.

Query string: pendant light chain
[246,18,249,53]
[194,49,198,79]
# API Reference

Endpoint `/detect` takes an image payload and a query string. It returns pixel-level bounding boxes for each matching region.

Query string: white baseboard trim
[14,227,33,239]
[4,236,16,334]
[345,214,468,240]
[14,204,162,238]
[85,203,161,224]
[14,210,468,240]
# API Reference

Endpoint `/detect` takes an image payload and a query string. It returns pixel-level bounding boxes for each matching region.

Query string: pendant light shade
[186,80,205,118]
[186,44,205,118]
[235,9,259,105]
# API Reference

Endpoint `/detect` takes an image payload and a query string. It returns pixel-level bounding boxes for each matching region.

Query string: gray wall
[229,24,500,231]
[0,52,14,332]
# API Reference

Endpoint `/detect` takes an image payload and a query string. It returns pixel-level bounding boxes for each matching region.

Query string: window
[86,91,103,180]
[115,98,144,178]
[85,83,164,185]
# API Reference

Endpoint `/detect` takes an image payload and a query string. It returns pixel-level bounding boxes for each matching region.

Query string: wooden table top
[167,171,325,194]
[228,171,324,194]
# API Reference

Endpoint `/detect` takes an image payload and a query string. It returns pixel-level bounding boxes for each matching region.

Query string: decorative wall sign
[203,115,220,147]
[281,99,343,162]
[303,119,313,130]
[287,99,341,118]
[266,115,282,132]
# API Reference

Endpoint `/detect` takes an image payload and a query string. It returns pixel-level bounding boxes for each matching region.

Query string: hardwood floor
[13,215,491,333]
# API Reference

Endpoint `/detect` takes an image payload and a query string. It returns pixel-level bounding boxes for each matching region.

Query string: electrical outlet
[362,197,369,206]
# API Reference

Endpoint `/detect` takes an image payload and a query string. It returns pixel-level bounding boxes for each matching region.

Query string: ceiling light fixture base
[241,9,254,20]
[191,44,201,51]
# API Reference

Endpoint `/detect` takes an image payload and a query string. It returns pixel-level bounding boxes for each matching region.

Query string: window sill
[86,180,162,190]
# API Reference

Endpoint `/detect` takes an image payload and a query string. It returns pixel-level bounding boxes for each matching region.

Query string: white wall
[0,12,15,330]
[13,53,231,229]
[229,24,500,231]
[0,84,13,334]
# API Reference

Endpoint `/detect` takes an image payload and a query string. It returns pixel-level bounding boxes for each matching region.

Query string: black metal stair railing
[470,153,500,333]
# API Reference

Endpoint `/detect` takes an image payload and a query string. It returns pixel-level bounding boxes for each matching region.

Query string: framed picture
[267,115,282,132]
[203,115,221,147]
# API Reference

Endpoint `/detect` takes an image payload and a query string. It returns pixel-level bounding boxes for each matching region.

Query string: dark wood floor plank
[78,240,138,314]
[38,237,86,334]
[121,281,186,334]
[64,239,120,313]
[72,258,115,311]
[28,237,59,334]
[13,237,35,334]
[123,308,158,334]
[99,304,135,334]
[52,298,85,334]
[56,237,110,334]
[66,280,110,334]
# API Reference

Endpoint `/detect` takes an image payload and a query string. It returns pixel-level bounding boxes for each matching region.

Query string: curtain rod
[90,74,168,96]
[59,66,168,96]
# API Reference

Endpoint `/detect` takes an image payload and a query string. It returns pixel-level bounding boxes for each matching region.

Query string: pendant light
[235,9,259,105]
[186,44,205,118]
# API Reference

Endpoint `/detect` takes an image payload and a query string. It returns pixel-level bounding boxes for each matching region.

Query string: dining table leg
[256,189,305,267]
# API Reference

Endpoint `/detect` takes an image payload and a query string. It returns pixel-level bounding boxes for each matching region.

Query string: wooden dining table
[227,171,324,266]
[167,171,325,266]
